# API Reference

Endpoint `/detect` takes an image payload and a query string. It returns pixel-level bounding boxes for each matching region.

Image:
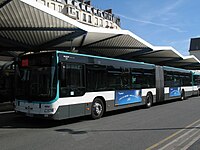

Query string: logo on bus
[169,87,181,97]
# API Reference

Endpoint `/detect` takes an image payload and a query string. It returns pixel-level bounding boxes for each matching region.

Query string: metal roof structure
[0,0,153,52]
[170,55,200,70]
[0,0,200,69]
[132,46,200,70]
[0,0,86,50]
[122,46,183,64]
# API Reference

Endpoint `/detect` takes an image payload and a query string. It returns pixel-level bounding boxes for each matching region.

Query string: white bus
[15,51,198,120]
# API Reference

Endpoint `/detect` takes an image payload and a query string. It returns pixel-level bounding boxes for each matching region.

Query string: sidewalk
[0,102,14,112]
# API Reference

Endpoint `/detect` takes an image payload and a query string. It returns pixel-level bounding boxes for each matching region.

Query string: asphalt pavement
[0,97,200,150]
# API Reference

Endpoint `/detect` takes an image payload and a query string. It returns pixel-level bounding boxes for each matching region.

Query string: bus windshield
[15,53,57,102]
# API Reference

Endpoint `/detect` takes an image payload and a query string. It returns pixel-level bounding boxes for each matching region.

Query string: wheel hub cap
[94,102,102,115]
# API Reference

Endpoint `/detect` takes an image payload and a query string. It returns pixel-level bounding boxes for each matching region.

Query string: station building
[189,38,200,61]
[0,0,200,70]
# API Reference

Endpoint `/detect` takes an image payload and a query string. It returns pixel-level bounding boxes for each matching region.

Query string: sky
[92,0,200,56]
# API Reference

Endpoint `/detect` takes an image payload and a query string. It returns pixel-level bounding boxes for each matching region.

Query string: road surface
[0,97,200,150]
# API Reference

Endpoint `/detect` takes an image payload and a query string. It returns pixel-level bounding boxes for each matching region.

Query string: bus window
[174,74,181,87]
[131,70,143,89]
[131,68,155,89]
[193,75,200,86]
[185,75,192,86]
[180,72,191,86]
[86,65,107,91]
[164,70,192,87]
[121,68,131,89]
[164,71,173,87]
[107,67,122,90]
[106,67,131,90]
[60,63,85,97]
[143,68,155,88]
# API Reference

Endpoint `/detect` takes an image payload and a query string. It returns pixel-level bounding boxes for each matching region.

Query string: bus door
[156,66,164,102]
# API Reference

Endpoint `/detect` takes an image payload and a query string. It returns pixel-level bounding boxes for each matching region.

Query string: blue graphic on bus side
[115,90,142,106]
[169,87,181,97]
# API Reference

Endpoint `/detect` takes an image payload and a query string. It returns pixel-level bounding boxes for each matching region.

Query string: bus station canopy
[167,55,200,70]
[130,46,200,70]
[0,0,200,70]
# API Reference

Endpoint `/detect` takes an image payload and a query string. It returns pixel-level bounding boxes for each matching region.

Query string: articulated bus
[15,51,200,120]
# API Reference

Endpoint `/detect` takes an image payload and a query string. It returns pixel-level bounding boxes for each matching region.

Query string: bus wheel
[181,90,186,100]
[145,93,153,108]
[91,98,104,119]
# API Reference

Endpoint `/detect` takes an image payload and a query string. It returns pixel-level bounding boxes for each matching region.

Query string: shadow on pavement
[0,97,196,129]
[0,112,90,129]
[55,126,200,135]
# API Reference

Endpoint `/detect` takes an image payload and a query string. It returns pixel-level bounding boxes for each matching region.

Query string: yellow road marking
[146,118,200,150]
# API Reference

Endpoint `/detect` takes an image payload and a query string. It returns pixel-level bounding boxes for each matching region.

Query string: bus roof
[191,71,200,75]
[163,65,191,73]
[56,50,155,67]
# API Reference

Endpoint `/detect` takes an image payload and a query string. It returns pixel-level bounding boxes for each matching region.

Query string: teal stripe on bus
[56,51,155,67]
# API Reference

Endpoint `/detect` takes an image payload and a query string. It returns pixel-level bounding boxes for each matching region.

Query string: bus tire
[91,98,104,119]
[181,90,186,100]
[198,89,200,96]
[145,93,153,108]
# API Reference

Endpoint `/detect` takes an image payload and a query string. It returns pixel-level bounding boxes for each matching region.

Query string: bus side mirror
[59,62,65,81]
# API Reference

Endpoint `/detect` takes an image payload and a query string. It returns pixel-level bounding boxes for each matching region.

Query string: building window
[47,2,49,7]
[83,13,86,22]
[88,15,92,23]
[58,5,62,12]
[110,22,113,28]
[95,17,98,25]
[100,19,103,27]
[106,21,109,28]
[51,3,55,10]
[70,7,73,14]
[66,7,69,14]
[69,7,76,15]
[76,11,79,20]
